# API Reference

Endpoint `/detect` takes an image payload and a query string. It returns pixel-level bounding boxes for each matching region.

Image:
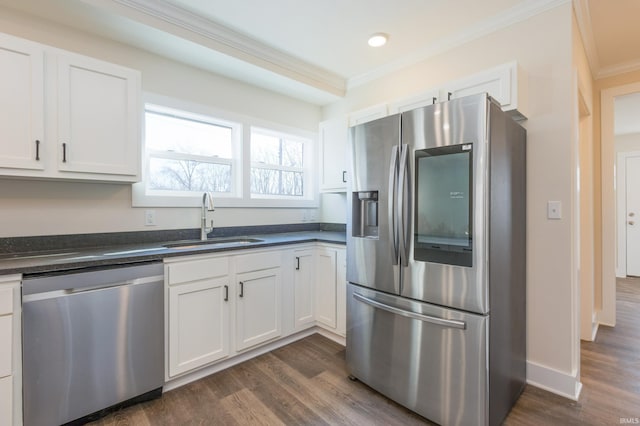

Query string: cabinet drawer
[167,257,228,286]
[0,315,11,378]
[0,375,11,426]
[235,251,281,273]
[0,288,12,315]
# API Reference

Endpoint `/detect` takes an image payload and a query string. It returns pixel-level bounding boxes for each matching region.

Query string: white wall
[0,5,322,238]
[616,133,640,153]
[321,4,580,398]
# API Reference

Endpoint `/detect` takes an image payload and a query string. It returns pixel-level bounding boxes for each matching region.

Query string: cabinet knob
[629,212,635,217]
[629,221,635,226]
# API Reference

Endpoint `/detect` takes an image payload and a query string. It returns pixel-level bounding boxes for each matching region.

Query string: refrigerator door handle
[398,143,411,268]
[388,145,400,265]
[353,292,466,330]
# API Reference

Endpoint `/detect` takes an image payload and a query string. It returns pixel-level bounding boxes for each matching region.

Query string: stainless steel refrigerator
[346,93,526,426]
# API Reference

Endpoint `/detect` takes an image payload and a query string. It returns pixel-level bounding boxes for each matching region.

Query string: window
[144,104,240,198]
[133,95,317,208]
[250,128,311,199]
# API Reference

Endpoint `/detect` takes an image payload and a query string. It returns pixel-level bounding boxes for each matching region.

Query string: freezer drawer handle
[353,292,466,330]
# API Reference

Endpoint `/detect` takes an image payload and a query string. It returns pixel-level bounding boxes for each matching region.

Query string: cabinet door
[236,267,281,351]
[336,248,347,336]
[0,376,11,426]
[0,316,11,378]
[0,33,44,171]
[168,277,230,377]
[315,248,337,328]
[293,250,315,330]
[57,53,140,178]
[319,117,348,192]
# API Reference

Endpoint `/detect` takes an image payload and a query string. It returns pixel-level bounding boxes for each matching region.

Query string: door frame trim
[616,150,640,278]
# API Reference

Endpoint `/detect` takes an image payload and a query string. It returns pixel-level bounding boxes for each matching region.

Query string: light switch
[547,201,562,220]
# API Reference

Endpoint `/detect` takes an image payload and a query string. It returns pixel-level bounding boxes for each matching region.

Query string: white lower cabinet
[314,245,347,336]
[0,275,20,426]
[293,249,315,330]
[165,256,230,379]
[235,251,282,352]
[315,247,337,329]
[164,243,345,382]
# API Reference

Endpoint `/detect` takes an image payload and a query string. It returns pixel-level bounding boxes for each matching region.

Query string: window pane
[282,139,303,167]
[250,168,303,196]
[145,111,232,158]
[149,157,231,192]
[251,132,280,164]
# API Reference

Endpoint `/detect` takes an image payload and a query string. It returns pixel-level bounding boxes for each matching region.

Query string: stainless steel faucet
[201,192,215,240]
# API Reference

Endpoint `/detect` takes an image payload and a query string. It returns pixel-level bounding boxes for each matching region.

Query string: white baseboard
[591,321,599,341]
[164,328,317,391]
[527,361,582,401]
[316,327,346,346]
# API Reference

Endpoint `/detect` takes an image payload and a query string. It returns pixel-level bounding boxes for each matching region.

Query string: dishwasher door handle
[23,275,164,302]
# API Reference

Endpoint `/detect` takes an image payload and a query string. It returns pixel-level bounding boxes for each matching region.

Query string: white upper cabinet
[348,103,388,127]
[0,32,141,182]
[319,117,348,192]
[56,53,140,177]
[388,88,440,114]
[350,61,528,125]
[0,33,44,171]
[441,61,528,120]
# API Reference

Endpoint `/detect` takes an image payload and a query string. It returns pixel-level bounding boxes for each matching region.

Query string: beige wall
[322,4,580,397]
[572,11,596,343]
[0,6,322,238]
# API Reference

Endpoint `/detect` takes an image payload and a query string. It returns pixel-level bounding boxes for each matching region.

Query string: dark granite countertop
[0,231,345,276]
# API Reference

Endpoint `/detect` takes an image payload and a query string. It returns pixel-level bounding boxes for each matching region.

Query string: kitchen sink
[164,238,264,249]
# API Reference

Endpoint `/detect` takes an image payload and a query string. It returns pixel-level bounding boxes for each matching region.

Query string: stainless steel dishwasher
[22,262,164,426]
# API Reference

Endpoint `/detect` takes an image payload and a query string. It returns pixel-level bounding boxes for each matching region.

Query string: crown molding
[347,0,570,90]
[572,0,600,79]
[597,59,640,80]
[82,0,346,97]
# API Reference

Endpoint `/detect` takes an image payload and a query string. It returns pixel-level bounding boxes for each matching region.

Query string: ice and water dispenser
[352,191,379,238]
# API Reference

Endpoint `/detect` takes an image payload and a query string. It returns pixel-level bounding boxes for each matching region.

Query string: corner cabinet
[314,244,346,336]
[319,117,348,192]
[0,31,141,182]
[165,256,230,379]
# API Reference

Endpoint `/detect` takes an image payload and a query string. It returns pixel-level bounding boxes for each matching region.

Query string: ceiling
[0,0,639,107]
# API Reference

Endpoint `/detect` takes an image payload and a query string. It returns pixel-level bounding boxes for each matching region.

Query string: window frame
[250,126,313,200]
[132,93,318,208]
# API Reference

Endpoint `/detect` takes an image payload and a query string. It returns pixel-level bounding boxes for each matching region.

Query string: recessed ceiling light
[368,33,388,47]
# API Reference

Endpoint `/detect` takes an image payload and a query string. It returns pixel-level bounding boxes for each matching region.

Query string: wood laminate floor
[90,278,640,425]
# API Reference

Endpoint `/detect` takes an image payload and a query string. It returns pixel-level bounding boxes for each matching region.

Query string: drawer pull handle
[224,285,228,302]
[295,256,300,270]
[239,281,244,298]
[35,140,40,161]
[62,143,67,163]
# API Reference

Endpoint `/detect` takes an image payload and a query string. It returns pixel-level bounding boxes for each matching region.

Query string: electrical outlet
[547,201,561,220]
[308,210,318,222]
[145,209,156,226]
